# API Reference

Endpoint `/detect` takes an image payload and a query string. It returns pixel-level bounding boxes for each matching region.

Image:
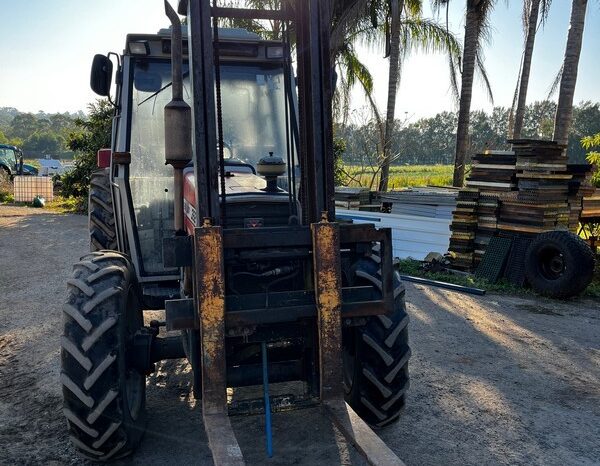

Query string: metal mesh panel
[13,176,54,203]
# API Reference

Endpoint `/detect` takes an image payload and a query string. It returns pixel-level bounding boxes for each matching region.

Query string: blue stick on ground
[261,341,273,458]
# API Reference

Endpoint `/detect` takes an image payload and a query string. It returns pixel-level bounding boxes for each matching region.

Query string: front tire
[61,251,146,460]
[343,258,411,427]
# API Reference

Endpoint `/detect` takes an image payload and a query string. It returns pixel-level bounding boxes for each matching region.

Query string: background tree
[60,100,113,200]
[553,0,588,145]
[436,0,497,187]
[23,131,62,155]
[354,0,461,191]
[510,0,552,139]
[582,132,600,187]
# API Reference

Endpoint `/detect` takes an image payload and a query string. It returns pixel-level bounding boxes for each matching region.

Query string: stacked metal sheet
[495,140,571,234]
[334,187,371,210]
[448,189,479,270]
[582,192,600,218]
[378,187,458,220]
[568,164,597,226]
[448,139,597,273]
[474,194,500,265]
[466,150,517,191]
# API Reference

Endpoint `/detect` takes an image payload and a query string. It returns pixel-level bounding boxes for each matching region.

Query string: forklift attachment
[313,215,405,466]
[195,221,244,465]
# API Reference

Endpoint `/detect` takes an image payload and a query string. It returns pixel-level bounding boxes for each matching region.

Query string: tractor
[0,144,38,181]
[61,1,410,463]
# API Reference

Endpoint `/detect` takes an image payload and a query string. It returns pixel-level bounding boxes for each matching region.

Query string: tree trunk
[553,0,588,145]
[512,0,541,139]
[453,5,479,187]
[378,0,403,192]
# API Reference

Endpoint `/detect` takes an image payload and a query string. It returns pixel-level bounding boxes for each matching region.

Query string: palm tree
[379,0,403,191]
[553,0,588,145]
[222,0,461,192]
[435,0,497,187]
[379,1,462,190]
[510,0,552,139]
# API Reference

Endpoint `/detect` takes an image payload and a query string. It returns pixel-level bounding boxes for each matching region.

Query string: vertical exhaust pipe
[164,0,192,232]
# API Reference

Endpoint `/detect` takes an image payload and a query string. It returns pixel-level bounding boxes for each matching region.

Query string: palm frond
[476,50,494,105]
[508,51,524,136]
[546,63,564,100]
[398,18,462,57]
[448,54,461,105]
[539,0,553,27]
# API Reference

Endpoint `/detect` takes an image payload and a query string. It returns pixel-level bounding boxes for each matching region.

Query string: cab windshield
[0,147,16,167]
[129,58,291,273]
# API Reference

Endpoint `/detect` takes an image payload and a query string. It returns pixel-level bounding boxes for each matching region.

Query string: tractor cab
[0,144,37,178]
[96,26,298,279]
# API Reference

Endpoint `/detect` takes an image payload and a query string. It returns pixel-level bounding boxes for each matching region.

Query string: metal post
[187,0,220,222]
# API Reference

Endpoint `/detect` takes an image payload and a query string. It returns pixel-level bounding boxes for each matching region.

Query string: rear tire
[525,230,595,298]
[61,251,146,460]
[89,169,117,251]
[343,258,411,427]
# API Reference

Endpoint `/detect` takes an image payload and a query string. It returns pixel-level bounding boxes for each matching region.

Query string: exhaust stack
[164,0,191,231]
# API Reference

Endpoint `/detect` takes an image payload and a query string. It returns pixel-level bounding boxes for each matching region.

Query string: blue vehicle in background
[0,144,38,181]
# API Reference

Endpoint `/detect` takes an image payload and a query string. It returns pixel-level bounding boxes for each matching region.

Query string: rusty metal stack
[465,150,517,266]
[568,164,597,227]
[466,150,517,192]
[496,140,571,234]
[448,139,598,273]
[582,192,600,219]
[448,189,479,270]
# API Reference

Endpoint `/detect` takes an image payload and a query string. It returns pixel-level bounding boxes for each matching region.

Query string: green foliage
[396,258,600,298]
[0,170,13,203]
[333,137,347,186]
[59,100,113,200]
[342,164,454,188]
[582,132,600,187]
[0,107,79,158]
[23,131,63,154]
[0,128,23,147]
[395,259,526,294]
[46,196,83,214]
[337,100,600,167]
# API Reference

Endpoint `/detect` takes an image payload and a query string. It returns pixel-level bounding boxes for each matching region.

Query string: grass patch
[342,164,455,189]
[586,266,600,299]
[0,192,14,203]
[397,258,600,299]
[396,259,526,295]
[46,196,84,214]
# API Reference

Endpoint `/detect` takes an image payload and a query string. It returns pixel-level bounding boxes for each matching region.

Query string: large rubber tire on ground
[89,169,117,251]
[61,251,146,461]
[342,258,411,427]
[525,230,595,299]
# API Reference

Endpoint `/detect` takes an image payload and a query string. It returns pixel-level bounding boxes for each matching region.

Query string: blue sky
[0,0,598,119]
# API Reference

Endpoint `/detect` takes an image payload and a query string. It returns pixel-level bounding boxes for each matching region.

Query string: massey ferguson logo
[183,199,197,226]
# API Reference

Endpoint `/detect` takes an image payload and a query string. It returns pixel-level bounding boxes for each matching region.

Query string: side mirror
[90,54,113,96]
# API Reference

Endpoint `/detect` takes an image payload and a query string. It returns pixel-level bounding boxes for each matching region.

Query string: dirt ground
[1,205,599,465]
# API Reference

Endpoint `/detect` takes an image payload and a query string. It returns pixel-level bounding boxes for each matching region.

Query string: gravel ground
[1,205,599,465]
